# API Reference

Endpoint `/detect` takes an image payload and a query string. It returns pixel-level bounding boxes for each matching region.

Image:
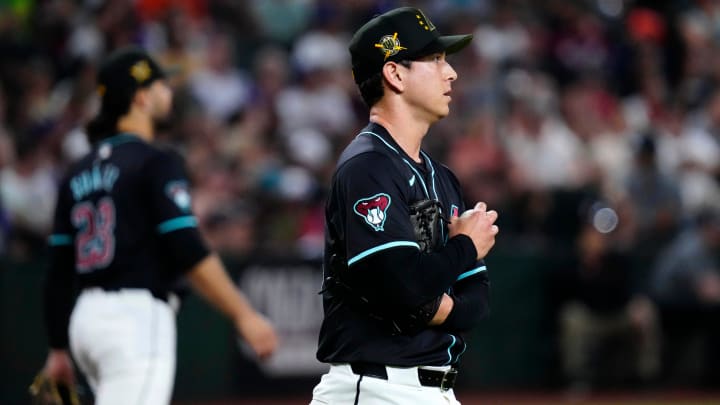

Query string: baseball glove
[29,372,80,405]
[409,199,445,253]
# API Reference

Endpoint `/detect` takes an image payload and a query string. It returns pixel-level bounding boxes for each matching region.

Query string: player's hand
[235,311,279,359]
[448,201,499,260]
[42,349,75,386]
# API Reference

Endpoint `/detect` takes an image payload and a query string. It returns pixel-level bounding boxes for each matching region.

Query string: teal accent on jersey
[444,334,457,365]
[358,131,431,198]
[48,234,73,246]
[157,216,198,234]
[357,131,400,154]
[348,241,420,266]
[455,340,468,363]
[409,175,416,186]
[401,157,430,197]
[421,151,439,201]
[421,150,444,242]
[456,265,487,281]
[102,133,143,146]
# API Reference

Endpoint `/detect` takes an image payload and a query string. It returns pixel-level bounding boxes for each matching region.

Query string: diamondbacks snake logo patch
[353,193,391,231]
[165,181,192,212]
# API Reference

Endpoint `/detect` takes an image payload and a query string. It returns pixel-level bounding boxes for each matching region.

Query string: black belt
[350,362,458,391]
[84,286,169,303]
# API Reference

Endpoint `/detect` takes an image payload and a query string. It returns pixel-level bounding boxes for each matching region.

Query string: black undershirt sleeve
[158,229,210,274]
[443,270,491,332]
[45,245,76,349]
[145,150,210,274]
[44,183,77,349]
[346,234,477,317]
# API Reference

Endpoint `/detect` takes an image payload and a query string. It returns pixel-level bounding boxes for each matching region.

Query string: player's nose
[445,61,457,82]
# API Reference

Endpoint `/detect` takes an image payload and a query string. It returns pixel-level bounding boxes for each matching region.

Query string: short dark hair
[357,60,412,108]
[86,89,134,144]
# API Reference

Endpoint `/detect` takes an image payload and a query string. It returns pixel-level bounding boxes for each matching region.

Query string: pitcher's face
[147,79,173,120]
[401,52,457,123]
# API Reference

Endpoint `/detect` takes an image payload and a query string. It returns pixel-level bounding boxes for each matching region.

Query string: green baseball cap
[349,7,473,85]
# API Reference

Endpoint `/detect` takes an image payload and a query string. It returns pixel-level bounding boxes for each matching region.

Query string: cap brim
[438,34,473,55]
[406,34,473,60]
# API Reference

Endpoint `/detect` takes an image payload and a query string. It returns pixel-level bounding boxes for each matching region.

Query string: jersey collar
[363,122,433,174]
[99,132,145,147]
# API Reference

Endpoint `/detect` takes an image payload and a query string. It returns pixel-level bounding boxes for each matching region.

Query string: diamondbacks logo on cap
[353,193,391,231]
[375,32,407,60]
[130,60,152,83]
[416,10,436,31]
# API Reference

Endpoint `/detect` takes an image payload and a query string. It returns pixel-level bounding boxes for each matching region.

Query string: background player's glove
[409,199,445,252]
[29,371,80,405]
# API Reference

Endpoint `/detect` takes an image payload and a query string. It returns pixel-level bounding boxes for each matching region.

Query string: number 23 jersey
[48,133,209,295]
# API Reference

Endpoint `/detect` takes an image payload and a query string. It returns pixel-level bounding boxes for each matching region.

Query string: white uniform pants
[69,289,176,405]
[310,364,461,405]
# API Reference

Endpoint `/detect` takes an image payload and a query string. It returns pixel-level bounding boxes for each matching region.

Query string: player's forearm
[428,293,454,325]
[348,235,477,311]
[187,253,255,323]
[442,272,490,332]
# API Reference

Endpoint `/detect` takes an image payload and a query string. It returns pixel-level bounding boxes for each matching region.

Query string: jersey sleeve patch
[353,193,391,231]
[165,181,192,213]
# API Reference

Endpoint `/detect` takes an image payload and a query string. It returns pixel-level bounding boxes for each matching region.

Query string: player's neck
[116,108,154,142]
[369,108,429,163]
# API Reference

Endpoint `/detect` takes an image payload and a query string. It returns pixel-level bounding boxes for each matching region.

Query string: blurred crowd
[1,0,719,393]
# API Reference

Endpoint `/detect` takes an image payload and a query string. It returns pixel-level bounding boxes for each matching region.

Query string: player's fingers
[474,202,487,212]
[485,210,498,223]
[490,225,499,234]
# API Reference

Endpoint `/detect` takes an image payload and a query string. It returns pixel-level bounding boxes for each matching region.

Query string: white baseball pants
[69,288,176,405]
[310,364,462,405]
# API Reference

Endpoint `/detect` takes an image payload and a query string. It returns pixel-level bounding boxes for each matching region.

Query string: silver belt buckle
[440,369,452,391]
[439,369,457,391]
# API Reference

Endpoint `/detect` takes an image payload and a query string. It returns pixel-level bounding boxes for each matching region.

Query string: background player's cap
[96,47,167,100]
[349,7,473,85]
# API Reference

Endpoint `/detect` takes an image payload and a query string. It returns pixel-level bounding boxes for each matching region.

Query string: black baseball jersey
[317,123,490,367]
[45,133,209,348]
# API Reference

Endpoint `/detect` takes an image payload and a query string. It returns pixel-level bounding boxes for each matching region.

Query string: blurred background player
[39,47,277,405]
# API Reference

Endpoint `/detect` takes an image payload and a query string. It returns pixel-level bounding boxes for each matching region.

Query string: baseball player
[39,47,278,405]
[311,7,499,405]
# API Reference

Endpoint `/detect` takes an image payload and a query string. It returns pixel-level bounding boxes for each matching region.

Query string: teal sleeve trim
[157,216,198,234]
[347,241,420,266]
[456,265,487,281]
[48,234,73,246]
